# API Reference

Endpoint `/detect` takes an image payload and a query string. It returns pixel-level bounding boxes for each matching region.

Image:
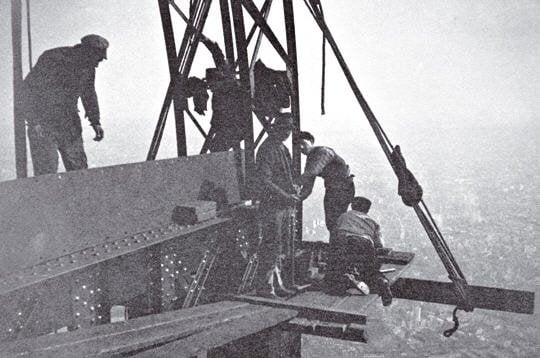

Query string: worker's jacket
[255,137,296,210]
[21,46,100,128]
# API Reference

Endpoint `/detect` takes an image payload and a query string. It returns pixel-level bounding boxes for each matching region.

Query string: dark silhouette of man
[22,34,109,175]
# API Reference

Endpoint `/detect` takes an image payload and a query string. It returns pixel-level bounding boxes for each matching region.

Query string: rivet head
[82,301,87,306]
[90,306,95,311]
[75,312,80,317]
[17,312,22,316]
[90,290,94,294]
[74,296,80,301]
[82,285,87,290]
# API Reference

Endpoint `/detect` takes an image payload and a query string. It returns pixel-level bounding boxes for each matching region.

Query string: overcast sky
[0,0,538,178]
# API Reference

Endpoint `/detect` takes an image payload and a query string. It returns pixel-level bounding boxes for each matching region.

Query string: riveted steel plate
[0,152,241,276]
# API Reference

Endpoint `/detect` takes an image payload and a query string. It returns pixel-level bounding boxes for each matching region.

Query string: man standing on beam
[21,34,109,175]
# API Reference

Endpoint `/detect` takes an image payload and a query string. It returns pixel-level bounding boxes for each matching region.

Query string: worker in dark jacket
[22,34,109,175]
[255,113,299,297]
[296,131,355,236]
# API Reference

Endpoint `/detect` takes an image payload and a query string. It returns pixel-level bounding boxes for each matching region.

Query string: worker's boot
[256,269,279,299]
[377,276,393,306]
[274,266,296,297]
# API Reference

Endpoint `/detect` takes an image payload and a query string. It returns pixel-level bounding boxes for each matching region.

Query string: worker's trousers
[256,206,295,288]
[27,122,88,176]
[324,176,355,235]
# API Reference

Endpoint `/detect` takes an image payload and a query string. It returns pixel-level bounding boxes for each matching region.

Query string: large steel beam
[240,0,292,68]
[12,0,27,178]
[219,0,235,63]
[158,0,187,157]
[231,0,255,198]
[283,0,302,284]
[392,278,535,314]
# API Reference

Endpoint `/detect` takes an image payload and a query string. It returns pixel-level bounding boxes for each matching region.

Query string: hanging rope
[443,307,461,337]
[26,0,33,70]
[303,0,473,336]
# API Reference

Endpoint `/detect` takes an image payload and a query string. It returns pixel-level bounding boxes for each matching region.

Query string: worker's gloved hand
[92,124,104,141]
[33,124,44,138]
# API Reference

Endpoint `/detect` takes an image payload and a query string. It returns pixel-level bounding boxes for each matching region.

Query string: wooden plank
[391,277,535,314]
[134,307,298,357]
[229,294,366,325]
[330,262,412,313]
[0,301,255,357]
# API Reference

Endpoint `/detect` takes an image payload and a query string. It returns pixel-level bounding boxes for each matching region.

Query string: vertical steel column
[231,0,255,197]
[158,0,187,157]
[12,0,27,178]
[219,0,235,63]
[283,0,301,283]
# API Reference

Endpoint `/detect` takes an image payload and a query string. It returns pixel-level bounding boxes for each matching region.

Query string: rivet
[17,312,22,316]
[82,285,87,290]
[98,316,102,320]
[75,312,80,317]
[8,328,13,333]
[90,290,94,294]
[74,296,80,301]
[96,288,101,293]
[90,306,95,311]
[97,304,101,308]
[82,301,88,306]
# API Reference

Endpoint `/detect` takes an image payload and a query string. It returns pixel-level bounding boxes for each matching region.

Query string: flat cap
[81,34,109,58]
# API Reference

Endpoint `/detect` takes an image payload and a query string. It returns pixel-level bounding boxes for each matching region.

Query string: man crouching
[325,196,393,306]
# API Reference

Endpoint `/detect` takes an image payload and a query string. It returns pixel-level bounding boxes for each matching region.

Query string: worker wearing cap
[254,113,300,297]
[22,34,109,175]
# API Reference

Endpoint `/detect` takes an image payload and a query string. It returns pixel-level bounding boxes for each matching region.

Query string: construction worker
[295,131,355,236]
[328,196,392,306]
[255,113,299,298]
[22,34,109,175]
[198,34,246,152]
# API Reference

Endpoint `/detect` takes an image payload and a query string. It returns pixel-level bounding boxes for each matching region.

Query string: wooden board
[134,307,298,357]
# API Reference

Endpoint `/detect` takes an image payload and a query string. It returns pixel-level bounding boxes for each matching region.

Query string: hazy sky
[0,0,538,178]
